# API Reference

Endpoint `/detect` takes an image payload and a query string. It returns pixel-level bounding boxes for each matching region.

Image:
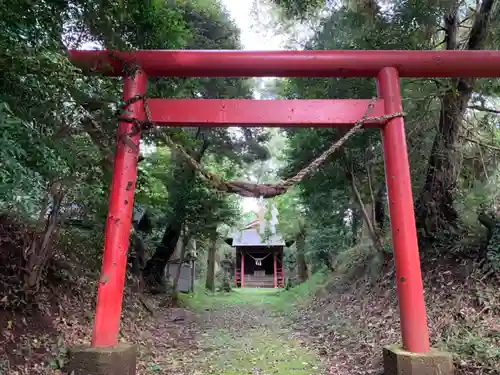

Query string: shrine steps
[242,275,276,288]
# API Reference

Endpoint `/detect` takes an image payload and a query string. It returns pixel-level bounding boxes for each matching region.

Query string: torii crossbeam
[68,49,500,375]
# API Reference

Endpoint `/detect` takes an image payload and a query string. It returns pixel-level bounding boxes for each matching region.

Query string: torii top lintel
[68,49,500,78]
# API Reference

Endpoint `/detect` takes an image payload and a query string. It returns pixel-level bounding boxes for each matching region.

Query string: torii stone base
[383,345,454,375]
[67,343,136,375]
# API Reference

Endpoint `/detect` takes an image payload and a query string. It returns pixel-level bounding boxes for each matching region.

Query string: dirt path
[175,289,325,375]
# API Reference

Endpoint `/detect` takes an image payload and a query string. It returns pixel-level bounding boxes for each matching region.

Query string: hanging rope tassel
[246,253,271,266]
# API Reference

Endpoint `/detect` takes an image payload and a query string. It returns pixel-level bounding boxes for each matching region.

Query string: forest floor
[1,229,499,375]
[139,254,500,375]
[179,288,324,375]
[172,256,500,375]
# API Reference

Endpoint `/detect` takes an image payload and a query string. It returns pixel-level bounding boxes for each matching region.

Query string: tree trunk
[296,227,309,282]
[374,185,386,231]
[361,203,376,240]
[24,181,65,296]
[143,135,209,290]
[205,234,217,292]
[478,211,496,241]
[172,233,186,294]
[129,227,147,292]
[346,166,383,252]
[416,0,496,246]
[143,220,183,290]
[351,207,361,245]
[81,116,114,171]
[346,0,379,18]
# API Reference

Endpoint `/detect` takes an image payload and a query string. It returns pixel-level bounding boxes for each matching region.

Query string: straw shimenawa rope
[117,95,404,198]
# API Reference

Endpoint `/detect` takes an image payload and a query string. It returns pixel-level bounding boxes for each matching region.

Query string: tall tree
[415,0,498,245]
[273,0,500,259]
[142,1,271,290]
[0,0,263,295]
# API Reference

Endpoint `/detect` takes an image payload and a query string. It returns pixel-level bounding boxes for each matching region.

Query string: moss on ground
[181,288,324,375]
[200,328,321,375]
[180,287,280,311]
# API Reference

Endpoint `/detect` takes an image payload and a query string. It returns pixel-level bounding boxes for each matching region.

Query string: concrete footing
[67,344,137,375]
[383,345,454,375]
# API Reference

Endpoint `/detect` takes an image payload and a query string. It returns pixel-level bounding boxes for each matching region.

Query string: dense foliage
[268,0,500,273]
[1,1,499,373]
[0,0,270,297]
[1,0,499,304]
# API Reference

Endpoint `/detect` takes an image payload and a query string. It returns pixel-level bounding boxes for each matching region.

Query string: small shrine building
[225,200,292,288]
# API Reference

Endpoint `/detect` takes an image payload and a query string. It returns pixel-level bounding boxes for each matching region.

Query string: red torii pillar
[67,71,147,375]
[66,49,500,375]
[91,71,148,348]
[377,67,429,353]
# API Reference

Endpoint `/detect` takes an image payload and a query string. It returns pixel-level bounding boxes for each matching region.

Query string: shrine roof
[228,229,285,247]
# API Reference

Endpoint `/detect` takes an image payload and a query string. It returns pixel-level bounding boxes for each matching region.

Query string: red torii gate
[68,49,500,375]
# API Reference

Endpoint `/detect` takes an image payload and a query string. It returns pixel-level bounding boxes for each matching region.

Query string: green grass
[181,273,329,314]
[200,328,321,375]
[181,284,327,374]
[271,272,330,312]
[179,287,282,312]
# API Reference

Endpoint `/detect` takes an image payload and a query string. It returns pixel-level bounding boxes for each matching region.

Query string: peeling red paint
[91,71,147,348]
[66,49,500,353]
